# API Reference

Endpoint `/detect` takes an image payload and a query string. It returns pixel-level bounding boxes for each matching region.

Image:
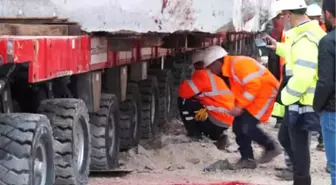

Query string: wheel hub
[34,142,47,185]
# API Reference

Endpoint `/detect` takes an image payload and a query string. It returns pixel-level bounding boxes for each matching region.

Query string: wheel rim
[108,113,116,158]
[131,100,138,139]
[34,142,47,185]
[150,93,156,125]
[75,119,85,172]
[167,86,171,113]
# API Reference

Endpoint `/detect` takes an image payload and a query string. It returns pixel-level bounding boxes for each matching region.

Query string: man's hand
[194,108,208,121]
[263,35,277,51]
[230,106,244,116]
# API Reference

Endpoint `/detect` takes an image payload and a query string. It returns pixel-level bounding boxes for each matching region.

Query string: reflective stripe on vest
[230,57,265,102]
[231,57,266,85]
[187,70,232,97]
[285,86,315,98]
[285,31,320,78]
[186,70,232,115]
[205,105,230,114]
[255,88,278,119]
[288,104,315,114]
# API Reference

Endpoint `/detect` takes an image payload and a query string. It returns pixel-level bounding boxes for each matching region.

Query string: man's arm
[313,36,335,112]
[178,70,211,99]
[281,38,318,106]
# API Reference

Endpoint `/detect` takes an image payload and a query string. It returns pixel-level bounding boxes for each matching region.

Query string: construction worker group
[178,0,335,185]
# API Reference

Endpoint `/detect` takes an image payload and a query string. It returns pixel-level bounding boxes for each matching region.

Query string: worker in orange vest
[202,45,281,169]
[261,1,287,128]
[178,49,234,150]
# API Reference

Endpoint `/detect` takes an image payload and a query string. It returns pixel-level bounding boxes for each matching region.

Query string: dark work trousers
[177,97,226,140]
[278,107,313,184]
[232,111,275,159]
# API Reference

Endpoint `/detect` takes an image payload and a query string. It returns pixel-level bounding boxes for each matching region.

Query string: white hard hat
[203,46,228,67]
[268,1,282,21]
[191,50,205,64]
[306,4,322,16]
[278,0,307,11]
[261,1,282,31]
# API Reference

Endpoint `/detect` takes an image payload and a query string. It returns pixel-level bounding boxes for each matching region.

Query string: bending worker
[265,0,326,184]
[202,45,281,169]
[178,49,234,150]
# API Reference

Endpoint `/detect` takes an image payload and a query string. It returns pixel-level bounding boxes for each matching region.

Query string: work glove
[194,108,208,121]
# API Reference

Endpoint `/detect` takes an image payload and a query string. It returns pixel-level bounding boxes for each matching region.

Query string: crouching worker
[203,46,281,169]
[178,50,235,150]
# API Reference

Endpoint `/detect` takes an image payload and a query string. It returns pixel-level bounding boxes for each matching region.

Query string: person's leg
[237,111,281,164]
[278,107,294,165]
[231,114,257,169]
[200,121,229,150]
[321,111,336,185]
[177,97,202,138]
[316,130,325,151]
[232,114,254,159]
[289,115,311,185]
[274,108,296,180]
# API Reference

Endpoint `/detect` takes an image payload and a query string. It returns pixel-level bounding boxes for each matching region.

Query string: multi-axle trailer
[0,0,273,184]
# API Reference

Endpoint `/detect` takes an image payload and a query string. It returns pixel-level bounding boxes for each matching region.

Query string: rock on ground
[89,118,330,185]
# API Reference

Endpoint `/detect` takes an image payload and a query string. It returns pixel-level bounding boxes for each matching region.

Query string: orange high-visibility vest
[221,56,279,122]
[319,21,327,32]
[178,69,235,127]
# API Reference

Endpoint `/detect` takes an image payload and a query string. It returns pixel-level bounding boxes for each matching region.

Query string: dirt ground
[89,118,330,185]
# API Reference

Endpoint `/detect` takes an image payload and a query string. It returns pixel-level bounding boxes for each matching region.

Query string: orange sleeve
[321,24,327,32]
[178,70,212,99]
[233,59,262,108]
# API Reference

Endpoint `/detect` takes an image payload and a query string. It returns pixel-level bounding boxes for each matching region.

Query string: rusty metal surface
[223,32,260,58]
[0,0,235,34]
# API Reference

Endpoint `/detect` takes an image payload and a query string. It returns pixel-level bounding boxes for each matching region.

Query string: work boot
[276,169,293,181]
[214,134,230,150]
[229,158,257,170]
[326,163,330,173]
[258,142,282,164]
[274,122,281,128]
[316,142,325,151]
[293,175,311,185]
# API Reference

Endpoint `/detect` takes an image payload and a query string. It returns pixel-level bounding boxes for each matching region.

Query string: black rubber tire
[147,69,175,127]
[38,99,91,185]
[119,83,142,151]
[138,76,160,139]
[0,113,54,185]
[89,94,120,171]
[170,60,191,119]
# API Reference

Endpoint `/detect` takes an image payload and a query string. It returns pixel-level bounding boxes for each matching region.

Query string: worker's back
[221,56,279,122]
[179,69,235,126]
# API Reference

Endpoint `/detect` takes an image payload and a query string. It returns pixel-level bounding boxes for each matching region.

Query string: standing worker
[313,0,336,183]
[178,49,233,149]
[306,3,327,151]
[262,2,286,129]
[265,0,326,184]
[202,45,281,169]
